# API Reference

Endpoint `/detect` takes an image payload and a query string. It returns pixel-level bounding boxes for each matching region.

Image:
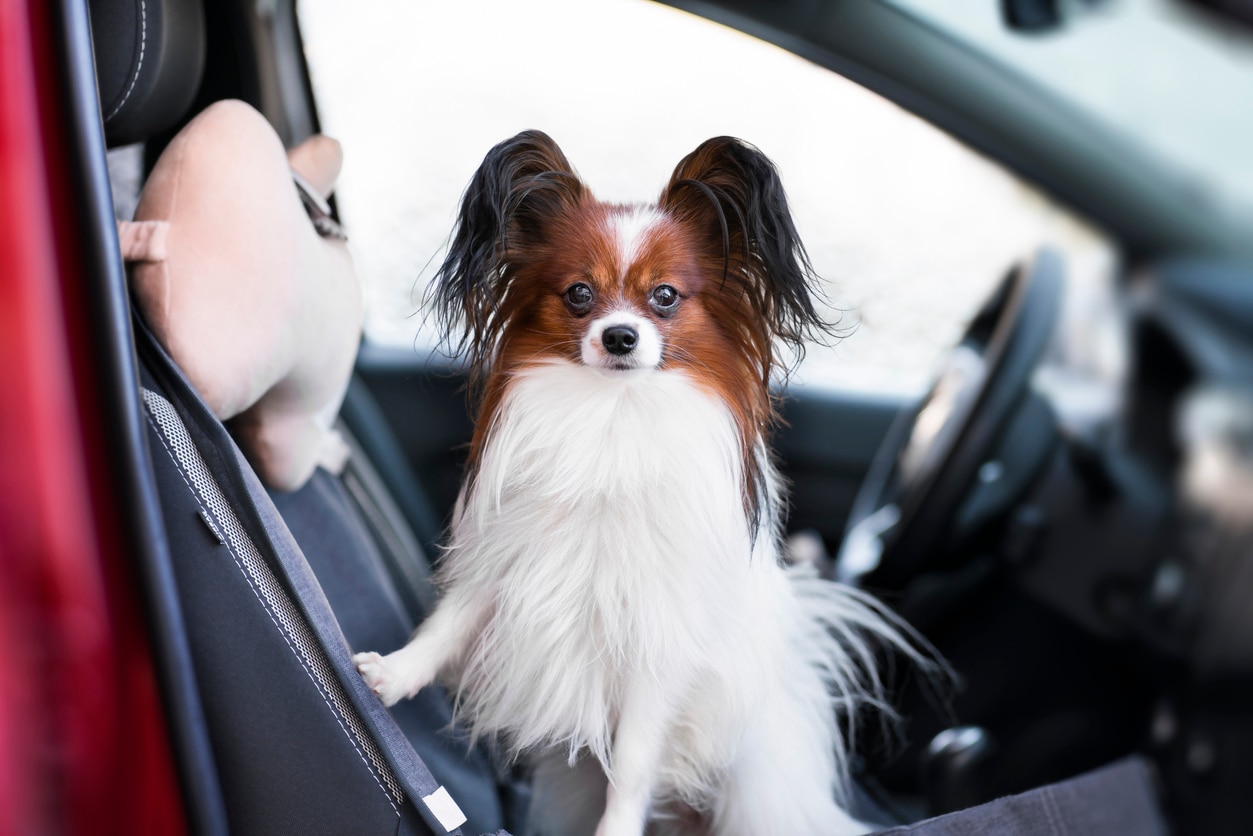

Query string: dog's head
[432,132,833,489]
[433,128,831,384]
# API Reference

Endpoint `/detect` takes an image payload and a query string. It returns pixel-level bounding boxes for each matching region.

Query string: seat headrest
[89,0,206,148]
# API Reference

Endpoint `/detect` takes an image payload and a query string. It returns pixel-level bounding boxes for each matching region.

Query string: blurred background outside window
[298,0,1152,395]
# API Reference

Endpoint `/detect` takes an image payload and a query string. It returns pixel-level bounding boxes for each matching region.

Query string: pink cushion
[123,100,362,491]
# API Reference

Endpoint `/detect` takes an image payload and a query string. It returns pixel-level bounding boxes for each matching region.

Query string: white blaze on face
[579,207,667,371]
[612,206,665,268]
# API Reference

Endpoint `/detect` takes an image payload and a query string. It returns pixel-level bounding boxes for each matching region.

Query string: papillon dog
[355,131,922,835]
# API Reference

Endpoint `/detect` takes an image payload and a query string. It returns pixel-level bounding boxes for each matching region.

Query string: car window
[298,0,1117,395]
[889,0,1253,221]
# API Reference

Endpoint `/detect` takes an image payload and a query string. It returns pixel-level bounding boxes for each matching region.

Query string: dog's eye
[649,284,680,315]
[564,282,594,313]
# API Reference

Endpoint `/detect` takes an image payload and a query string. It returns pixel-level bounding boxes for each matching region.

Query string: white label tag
[422,785,467,832]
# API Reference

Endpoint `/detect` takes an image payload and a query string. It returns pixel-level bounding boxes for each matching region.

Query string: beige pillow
[122,99,362,491]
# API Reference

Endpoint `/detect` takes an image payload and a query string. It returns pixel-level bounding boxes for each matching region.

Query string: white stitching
[107,0,147,120]
[141,389,404,816]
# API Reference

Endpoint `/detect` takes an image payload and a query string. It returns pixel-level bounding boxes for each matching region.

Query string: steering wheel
[835,248,1064,589]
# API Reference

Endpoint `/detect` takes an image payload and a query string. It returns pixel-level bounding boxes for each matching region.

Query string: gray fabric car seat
[134,314,508,834]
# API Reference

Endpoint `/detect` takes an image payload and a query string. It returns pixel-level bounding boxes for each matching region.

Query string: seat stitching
[106,0,147,120]
[1041,784,1064,835]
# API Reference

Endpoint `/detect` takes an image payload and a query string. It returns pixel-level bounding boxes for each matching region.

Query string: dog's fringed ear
[660,137,834,378]
[431,129,586,373]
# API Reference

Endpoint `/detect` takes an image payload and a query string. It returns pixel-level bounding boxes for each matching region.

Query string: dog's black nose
[602,325,638,356]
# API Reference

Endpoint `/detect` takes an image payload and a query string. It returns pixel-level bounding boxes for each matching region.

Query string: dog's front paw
[353,651,409,707]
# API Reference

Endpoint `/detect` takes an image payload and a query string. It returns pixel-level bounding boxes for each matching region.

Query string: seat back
[135,319,489,833]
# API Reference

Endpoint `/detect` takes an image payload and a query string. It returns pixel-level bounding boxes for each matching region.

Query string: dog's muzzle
[582,312,661,370]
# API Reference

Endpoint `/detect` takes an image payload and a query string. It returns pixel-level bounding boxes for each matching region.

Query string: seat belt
[338,423,439,622]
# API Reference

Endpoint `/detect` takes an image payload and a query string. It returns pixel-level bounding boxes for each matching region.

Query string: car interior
[33,0,1253,832]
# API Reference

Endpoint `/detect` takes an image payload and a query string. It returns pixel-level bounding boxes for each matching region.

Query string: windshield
[887,0,1253,219]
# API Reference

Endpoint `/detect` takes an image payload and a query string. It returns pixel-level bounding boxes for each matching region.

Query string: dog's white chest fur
[357,358,900,833]
[445,361,781,772]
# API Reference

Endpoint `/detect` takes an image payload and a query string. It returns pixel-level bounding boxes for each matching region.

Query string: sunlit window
[299,0,1115,394]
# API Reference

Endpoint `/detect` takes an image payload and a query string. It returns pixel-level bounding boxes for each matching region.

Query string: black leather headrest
[89,0,206,148]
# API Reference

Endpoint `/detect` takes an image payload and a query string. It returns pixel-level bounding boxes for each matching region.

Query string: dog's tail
[786,561,949,805]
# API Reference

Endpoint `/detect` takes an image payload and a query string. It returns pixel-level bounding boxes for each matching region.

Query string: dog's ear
[659,137,833,376]
[431,129,587,369]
